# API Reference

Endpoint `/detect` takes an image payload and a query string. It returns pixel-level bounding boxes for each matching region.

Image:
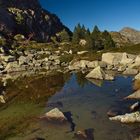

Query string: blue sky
[39,0,140,31]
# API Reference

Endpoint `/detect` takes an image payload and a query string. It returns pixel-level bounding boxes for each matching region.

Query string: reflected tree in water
[76,72,88,88]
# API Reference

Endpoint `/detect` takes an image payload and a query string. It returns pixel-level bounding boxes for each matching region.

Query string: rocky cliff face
[0,0,71,42]
[110,27,140,47]
[110,32,132,47]
[120,27,140,44]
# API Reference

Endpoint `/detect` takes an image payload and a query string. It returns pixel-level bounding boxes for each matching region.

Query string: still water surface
[0,72,140,140]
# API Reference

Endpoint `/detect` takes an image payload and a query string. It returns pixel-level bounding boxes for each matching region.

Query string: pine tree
[91,25,100,40]
[72,23,82,44]
[86,28,91,35]
[102,30,115,49]
[91,25,103,50]
[72,23,87,44]
[84,28,94,49]
[81,25,87,39]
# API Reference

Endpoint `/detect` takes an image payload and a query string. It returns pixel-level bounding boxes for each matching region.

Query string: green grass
[107,43,140,54]
[59,54,74,63]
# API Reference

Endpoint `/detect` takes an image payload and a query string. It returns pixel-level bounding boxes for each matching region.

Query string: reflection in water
[75,72,88,88]
[64,111,76,132]
[47,101,63,108]
[85,128,94,140]
[0,72,140,140]
[0,72,70,140]
[86,79,103,87]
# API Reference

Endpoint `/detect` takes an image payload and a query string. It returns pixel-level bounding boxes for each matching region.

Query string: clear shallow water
[0,72,140,140]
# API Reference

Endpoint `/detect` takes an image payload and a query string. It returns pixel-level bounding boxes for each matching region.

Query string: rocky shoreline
[1,51,140,92]
[1,51,140,125]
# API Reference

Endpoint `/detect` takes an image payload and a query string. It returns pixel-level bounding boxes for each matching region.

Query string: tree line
[58,23,116,50]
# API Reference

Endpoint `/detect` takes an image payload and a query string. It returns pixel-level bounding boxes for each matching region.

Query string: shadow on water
[64,111,76,132]
[85,128,94,140]
[47,101,63,108]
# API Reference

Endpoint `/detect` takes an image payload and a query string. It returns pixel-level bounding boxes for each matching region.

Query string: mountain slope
[110,32,132,47]
[0,0,71,42]
[120,27,140,44]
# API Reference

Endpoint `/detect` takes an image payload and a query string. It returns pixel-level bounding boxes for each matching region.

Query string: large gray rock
[69,60,99,71]
[1,55,15,62]
[87,61,99,68]
[102,52,136,67]
[102,53,123,65]
[68,61,80,70]
[86,66,114,80]
[120,53,135,65]
[125,90,140,99]
[134,73,140,80]
[105,74,114,81]
[98,61,107,68]
[102,53,115,65]
[18,56,31,65]
[129,55,140,69]
[42,108,67,122]
[135,56,140,66]
[123,68,138,75]
[86,66,105,80]
[77,60,89,69]
[118,65,126,72]
[109,112,140,123]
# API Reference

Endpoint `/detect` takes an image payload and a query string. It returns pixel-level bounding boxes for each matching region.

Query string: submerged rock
[74,131,87,140]
[130,102,140,111]
[109,112,140,123]
[0,95,5,103]
[107,109,122,117]
[125,90,140,99]
[87,79,103,87]
[74,128,94,140]
[41,108,67,122]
